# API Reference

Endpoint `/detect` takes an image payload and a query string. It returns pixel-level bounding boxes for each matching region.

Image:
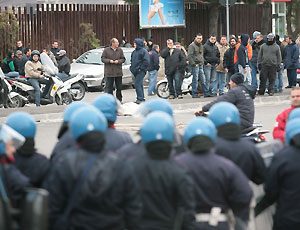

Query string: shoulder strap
[61,153,97,221]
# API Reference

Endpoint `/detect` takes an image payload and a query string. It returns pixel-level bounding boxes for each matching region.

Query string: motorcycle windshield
[0,124,25,150]
[0,68,5,80]
[40,53,58,76]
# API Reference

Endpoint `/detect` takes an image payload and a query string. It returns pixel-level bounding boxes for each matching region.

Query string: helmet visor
[0,124,25,150]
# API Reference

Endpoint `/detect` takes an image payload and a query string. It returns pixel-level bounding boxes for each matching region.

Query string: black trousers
[0,79,8,106]
[259,65,276,94]
[105,76,122,102]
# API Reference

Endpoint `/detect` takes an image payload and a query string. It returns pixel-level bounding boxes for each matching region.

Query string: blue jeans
[56,73,69,79]
[213,72,226,95]
[274,63,284,92]
[28,78,51,106]
[148,70,158,95]
[134,70,146,101]
[287,69,297,87]
[167,70,182,96]
[5,71,19,78]
[250,62,258,89]
[204,65,217,94]
[191,65,208,97]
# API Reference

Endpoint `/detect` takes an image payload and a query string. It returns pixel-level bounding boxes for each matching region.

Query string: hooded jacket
[258,40,282,67]
[202,84,256,130]
[1,50,15,74]
[250,39,265,64]
[57,55,71,75]
[237,34,251,68]
[130,38,150,75]
[148,49,160,71]
[187,40,204,66]
[284,41,300,69]
[203,40,220,65]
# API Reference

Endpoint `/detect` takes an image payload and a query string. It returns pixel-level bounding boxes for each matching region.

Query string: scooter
[0,68,28,108]
[156,71,192,99]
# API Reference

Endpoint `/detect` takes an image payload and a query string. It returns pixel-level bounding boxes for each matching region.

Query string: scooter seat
[14,78,32,86]
[61,76,74,82]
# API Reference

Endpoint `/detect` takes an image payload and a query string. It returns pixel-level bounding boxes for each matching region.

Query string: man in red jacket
[273,87,300,142]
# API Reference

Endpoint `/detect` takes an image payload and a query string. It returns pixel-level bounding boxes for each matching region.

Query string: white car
[297,68,300,86]
[70,47,135,90]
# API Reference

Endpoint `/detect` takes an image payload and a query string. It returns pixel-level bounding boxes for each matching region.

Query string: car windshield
[76,51,103,65]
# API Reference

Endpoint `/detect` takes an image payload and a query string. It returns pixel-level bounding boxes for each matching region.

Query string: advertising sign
[139,0,185,29]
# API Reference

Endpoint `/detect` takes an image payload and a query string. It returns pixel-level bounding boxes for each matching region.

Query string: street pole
[226,0,230,42]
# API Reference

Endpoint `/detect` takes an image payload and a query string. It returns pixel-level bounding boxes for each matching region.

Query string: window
[76,51,103,65]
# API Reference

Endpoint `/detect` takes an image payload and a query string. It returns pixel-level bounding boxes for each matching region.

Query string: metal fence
[0,3,271,60]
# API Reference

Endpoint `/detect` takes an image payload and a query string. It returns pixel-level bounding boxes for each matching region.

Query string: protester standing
[223,37,237,89]
[274,35,286,93]
[161,39,185,99]
[188,33,208,98]
[147,44,160,96]
[284,35,300,88]
[257,33,282,96]
[250,33,264,89]
[237,34,252,85]
[130,38,150,104]
[214,35,228,96]
[101,38,126,102]
[50,41,60,60]
[203,35,220,96]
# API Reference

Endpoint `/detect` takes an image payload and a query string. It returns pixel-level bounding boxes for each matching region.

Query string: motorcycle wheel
[156,82,169,99]
[7,96,23,108]
[55,93,72,105]
[71,82,86,101]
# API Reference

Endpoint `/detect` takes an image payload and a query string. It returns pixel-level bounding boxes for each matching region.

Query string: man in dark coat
[176,117,253,229]
[101,38,126,102]
[14,41,24,55]
[50,41,60,60]
[284,35,300,88]
[196,73,256,130]
[250,32,264,89]
[255,118,300,230]
[223,37,237,89]
[208,102,266,185]
[48,107,142,230]
[203,34,220,96]
[161,39,186,99]
[130,38,150,104]
[147,44,160,96]
[129,111,195,229]
[56,50,71,79]
[274,35,286,93]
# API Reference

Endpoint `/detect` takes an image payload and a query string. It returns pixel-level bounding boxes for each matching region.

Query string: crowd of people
[0,41,71,106]
[1,90,300,229]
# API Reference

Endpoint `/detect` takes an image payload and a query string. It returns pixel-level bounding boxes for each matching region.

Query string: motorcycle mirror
[72,59,76,63]
[20,188,49,230]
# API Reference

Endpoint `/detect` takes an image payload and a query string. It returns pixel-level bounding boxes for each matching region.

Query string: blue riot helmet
[184,117,217,144]
[0,124,25,155]
[285,118,300,145]
[140,111,174,144]
[138,98,173,117]
[58,101,90,139]
[70,107,108,140]
[64,101,90,122]
[208,102,240,127]
[288,108,300,121]
[6,112,36,138]
[93,94,121,123]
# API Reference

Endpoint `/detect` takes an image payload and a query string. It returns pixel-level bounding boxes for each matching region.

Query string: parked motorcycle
[0,68,28,108]
[156,71,192,99]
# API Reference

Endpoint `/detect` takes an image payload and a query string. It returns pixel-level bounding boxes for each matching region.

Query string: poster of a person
[139,0,184,28]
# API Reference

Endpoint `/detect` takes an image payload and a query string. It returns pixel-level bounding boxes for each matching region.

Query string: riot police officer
[255,118,300,229]
[48,107,142,230]
[208,102,266,184]
[6,112,50,188]
[93,94,132,151]
[118,98,186,159]
[129,111,195,229]
[176,117,253,229]
[0,124,30,206]
[51,101,90,163]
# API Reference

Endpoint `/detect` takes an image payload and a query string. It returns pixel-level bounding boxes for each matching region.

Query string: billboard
[139,0,185,29]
